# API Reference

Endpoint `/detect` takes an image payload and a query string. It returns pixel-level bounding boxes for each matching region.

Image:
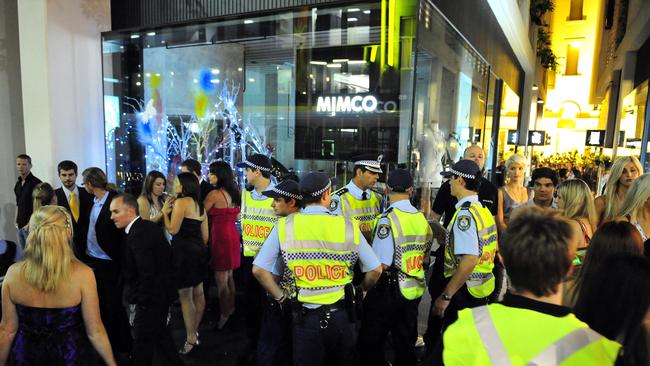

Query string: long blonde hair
[22,206,76,292]
[616,174,650,222]
[602,156,642,222]
[557,179,598,230]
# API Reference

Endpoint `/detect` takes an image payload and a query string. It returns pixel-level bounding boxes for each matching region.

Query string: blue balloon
[199,68,217,94]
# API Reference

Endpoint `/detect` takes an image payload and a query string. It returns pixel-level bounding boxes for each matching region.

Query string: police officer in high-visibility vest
[237,153,278,360]
[329,154,383,240]
[257,179,302,366]
[253,172,383,366]
[358,169,434,366]
[442,207,621,365]
[432,160,497,328]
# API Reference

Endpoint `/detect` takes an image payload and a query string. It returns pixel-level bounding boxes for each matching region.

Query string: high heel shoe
[178,340,198,355]
[214,315,230,331]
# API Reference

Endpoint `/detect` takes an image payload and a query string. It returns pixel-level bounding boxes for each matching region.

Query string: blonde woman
[556,179,598,253]
[615,173,650,254]
[497,154,532,232]
[0,206,116,365]
[595,156,642,226]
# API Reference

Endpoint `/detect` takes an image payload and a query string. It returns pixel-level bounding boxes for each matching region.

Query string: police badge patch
[457,215,471,231]
[377,224,390,239]
[329,199,339,211]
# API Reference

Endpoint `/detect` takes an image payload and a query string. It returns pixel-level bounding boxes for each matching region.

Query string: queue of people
[1,150,649,366]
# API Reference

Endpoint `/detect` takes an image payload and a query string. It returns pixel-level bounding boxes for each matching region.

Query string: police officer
[257,180,302,366]
[329,154,383,240]
[358,169,433,366]
[237,153,277,361]
[442,207,620,365]
[253,172,383,366]
[432,160,497,328]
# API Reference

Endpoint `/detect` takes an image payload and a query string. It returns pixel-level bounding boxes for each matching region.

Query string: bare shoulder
[137,195,150,207]
[4,262,23,282]
[70,260,94,279]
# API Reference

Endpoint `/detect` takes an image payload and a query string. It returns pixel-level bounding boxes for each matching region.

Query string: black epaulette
[333,187,349,196]
[380,207,394,218]
[460,201,472,209]
[245,184,254,192]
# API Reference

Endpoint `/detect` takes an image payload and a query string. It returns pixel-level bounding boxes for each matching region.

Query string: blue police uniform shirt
[254,205,381,307]
[86,193,112,260]
[449,195,480,257]
[250,181,275,200]
[329,180,375,215]
[371,199,419,266]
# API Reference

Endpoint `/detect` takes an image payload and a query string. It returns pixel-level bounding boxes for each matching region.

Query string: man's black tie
[362,192,368,200]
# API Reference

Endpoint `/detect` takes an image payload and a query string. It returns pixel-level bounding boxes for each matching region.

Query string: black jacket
[123,218,177,306]
[87,191,126,264]
[14,173,42,228]
[55,187,93,258]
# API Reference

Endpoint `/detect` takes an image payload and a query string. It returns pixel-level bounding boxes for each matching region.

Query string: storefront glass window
[101,0,417,190]
[412,0,490,215]
[618,81,648,166]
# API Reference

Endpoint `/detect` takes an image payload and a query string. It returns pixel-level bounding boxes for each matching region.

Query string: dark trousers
[241,255,264,350]
[132,304,184,366]
[423,247,446,354]
[293,308,356,366]
[257,299,292,366]
[358,279,421,366]
[88,257,133,354]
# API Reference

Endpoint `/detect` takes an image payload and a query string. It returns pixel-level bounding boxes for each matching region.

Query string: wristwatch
[441,293,452,301]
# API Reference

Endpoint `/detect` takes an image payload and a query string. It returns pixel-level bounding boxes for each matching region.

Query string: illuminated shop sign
[585,130,606,147]
[315,95,397,116]
[507,130,518,145]
[528,130,546,146]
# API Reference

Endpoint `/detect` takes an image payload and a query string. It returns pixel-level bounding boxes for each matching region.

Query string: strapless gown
[9,304,95,365]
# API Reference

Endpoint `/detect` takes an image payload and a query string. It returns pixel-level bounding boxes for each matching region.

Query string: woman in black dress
[162,172,209,355]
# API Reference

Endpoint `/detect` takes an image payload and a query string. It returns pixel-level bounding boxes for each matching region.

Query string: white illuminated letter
[316,96,331,112]
[351,95,363,112]
[336,96,352,113]
[362,95,378,112]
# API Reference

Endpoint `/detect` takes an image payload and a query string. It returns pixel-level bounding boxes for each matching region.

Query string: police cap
[299,172,332,197]
[386,169,413,192]
[440,159,481,179]
[262,180,302,201]
[352,153,383,174]
[237,154,273,172]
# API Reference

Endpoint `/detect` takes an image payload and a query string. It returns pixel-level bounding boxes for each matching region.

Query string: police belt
[300,300,346,315]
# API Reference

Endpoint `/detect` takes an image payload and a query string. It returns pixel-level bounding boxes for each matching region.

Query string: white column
[17,0,54,183]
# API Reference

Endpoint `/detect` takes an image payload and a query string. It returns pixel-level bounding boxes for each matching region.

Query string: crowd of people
[0,149,648,365]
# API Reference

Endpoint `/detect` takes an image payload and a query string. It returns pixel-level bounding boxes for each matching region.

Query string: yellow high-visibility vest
[375,208,433,300]
[444,201,497,298]
[334,187,382,234]
[241,190,277,257]
[443,304,621,365]
[277,213,360,305]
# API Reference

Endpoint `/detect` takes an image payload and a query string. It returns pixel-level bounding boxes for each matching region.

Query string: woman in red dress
[204,161,241,329]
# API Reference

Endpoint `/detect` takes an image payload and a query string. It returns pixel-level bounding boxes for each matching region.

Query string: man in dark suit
[110,193,183,366]
[55,160,93,258]
[81,167,133,362]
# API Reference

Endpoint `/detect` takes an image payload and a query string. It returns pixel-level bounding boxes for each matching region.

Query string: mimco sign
[315,95,397,116]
